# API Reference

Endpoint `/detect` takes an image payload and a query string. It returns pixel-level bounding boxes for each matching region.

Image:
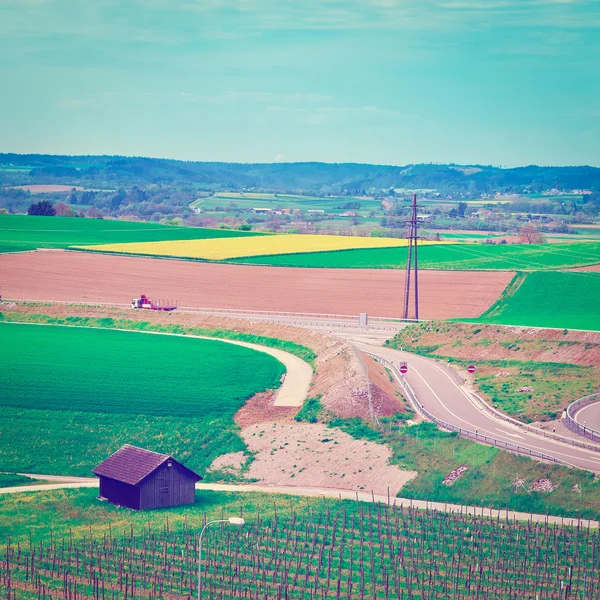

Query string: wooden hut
[92,444,201,510]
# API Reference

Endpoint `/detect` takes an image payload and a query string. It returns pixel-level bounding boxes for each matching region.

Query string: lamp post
[198,517,245,600]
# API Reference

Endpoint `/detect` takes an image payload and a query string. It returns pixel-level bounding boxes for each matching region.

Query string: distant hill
[1,153,599,194]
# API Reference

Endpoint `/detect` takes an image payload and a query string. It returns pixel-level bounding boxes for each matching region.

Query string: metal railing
[565,393,600,443]
[468,391,600,453]
[364,352,574,469]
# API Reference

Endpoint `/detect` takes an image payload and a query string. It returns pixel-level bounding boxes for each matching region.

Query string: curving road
[575,401,600,432]
[354,342,600,473]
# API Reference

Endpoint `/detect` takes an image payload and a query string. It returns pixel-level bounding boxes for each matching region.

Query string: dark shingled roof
[92,444,201,485]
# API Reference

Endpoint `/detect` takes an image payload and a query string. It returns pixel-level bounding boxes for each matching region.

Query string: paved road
[575,401,600,432]
[354,342,600,473]
[1,476,596,529]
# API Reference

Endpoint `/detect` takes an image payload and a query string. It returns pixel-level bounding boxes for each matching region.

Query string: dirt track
[0,250,513,319]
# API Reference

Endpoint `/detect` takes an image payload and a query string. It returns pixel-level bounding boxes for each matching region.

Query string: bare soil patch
[0,250,512,319]
[208,451,246,473]
[362,353,413,417]
[234,391,296,428]
[567,265,600,272]
[392,321,600,366]
[241,422,417,495]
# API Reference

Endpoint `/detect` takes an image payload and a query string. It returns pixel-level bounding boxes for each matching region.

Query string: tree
[457,201,468,218]
[86,206,104,219]
[54,202,76,217]
[519,225,546,244]
[27,200,56,216]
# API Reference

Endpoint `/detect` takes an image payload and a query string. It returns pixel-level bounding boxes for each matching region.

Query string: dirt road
[1,476,596,529]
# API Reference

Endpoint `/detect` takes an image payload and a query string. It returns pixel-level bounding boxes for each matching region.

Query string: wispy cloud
[265,104,406,125]
[178,91,333,105]
[2,0,598,42]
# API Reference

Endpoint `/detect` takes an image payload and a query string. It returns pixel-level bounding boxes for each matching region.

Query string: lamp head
[228,517,245,526]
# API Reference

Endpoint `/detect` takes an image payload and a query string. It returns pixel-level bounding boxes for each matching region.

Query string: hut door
[159,486,169,506]
[156,474,169,507]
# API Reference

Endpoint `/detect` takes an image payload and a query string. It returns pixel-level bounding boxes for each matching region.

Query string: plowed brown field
[0,250,513,319]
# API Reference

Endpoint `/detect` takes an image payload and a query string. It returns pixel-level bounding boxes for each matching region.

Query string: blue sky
[1,0,598,166]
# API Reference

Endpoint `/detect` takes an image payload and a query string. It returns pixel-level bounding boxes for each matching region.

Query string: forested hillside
[2,154,599,195]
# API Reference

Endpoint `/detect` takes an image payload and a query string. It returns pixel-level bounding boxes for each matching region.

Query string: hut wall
[138,461,197,510]
[99,476,140,510]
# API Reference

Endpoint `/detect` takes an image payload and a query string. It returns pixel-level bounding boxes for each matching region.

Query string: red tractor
[131,294,177,312]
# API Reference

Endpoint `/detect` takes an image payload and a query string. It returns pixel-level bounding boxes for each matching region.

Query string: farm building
[92,444,201,510]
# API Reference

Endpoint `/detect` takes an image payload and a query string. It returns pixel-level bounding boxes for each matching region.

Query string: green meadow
[461,271,600,331]
[230,241,600,271]
[0,214,263,253]
[0,322,284,475]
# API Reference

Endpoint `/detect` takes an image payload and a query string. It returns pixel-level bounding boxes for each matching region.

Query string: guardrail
[364,352,574,469]
[565,393,600,443]
[469,391,600,453]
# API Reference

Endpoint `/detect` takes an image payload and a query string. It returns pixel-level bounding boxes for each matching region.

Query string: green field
[0,214,263,253]
[230,241,600,270]
[194,192,382,215]
[0,322,285,475]
[1,488,599,599]
[462,271,600,330]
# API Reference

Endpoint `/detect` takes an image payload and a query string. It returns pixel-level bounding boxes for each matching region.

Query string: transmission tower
[402,193,421,320]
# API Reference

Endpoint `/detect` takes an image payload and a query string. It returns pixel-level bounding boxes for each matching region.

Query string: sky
[0,0,599,167]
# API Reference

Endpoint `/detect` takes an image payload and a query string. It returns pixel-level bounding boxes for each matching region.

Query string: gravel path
[1,476,597,529]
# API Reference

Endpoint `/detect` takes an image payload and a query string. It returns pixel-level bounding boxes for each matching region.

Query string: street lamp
[198,517,245,600]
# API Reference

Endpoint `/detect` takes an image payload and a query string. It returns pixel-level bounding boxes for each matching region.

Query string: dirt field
[9,185,84,194]
[0,250,513,319]
[567,264,600,272]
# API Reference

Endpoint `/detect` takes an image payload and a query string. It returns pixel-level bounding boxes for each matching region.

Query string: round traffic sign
[400,364,408,374]
[467,365,476,374]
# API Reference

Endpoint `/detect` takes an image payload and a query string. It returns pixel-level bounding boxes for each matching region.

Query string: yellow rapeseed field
[75,233,445,261]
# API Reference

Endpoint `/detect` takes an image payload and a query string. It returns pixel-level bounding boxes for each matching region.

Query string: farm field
[75,233,445,260]
[0,214,263,253]
[463,271,600,331]
[194,191,382,213]
[231,240,600,270]
[0,322,284,475]
[0,251,513,319]
[1,488,599,599]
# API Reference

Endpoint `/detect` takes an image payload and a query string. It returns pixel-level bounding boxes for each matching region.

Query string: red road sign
[467,365,476,374]
[400,364,408,374]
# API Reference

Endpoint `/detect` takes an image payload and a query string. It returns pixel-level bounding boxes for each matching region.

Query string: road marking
[501,430,524,439]
[359,344,600,471]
